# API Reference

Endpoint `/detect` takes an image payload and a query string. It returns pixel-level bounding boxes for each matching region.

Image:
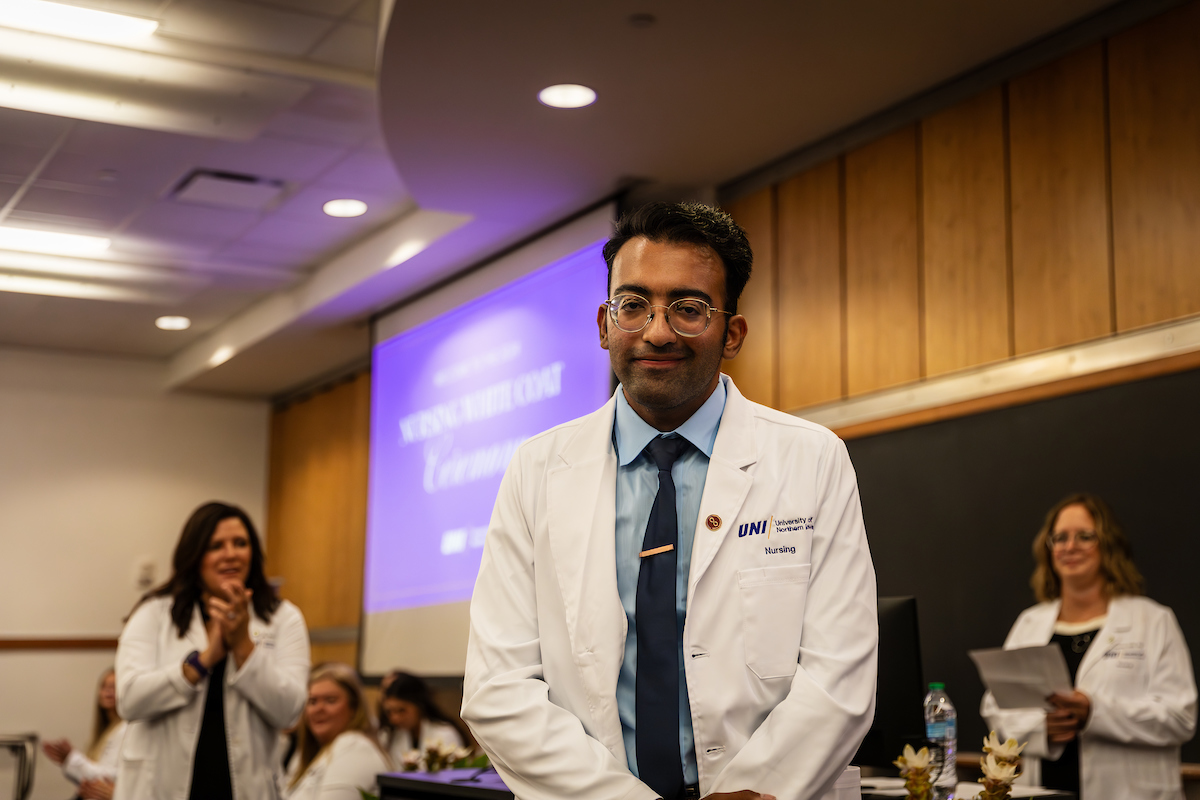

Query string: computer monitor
[853,595,927,769]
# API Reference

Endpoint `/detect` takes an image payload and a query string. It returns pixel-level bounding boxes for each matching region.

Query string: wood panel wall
[266,371,371,668]
[726,0,1200,410]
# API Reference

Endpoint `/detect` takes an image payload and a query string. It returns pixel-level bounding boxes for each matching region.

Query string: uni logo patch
[738,516,774,538]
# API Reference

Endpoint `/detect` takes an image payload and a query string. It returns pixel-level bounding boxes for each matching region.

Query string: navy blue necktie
[636,435,691,799]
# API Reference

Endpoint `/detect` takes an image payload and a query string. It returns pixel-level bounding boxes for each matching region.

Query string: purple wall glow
[364,241,612,613]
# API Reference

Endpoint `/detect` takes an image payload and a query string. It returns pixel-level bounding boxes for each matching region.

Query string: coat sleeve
[708,437,878,800]
[228,602,311,730]
[461,454,658,800]
[63,750,113,784]
[1084,605,1198,747]
[115,600,200,721]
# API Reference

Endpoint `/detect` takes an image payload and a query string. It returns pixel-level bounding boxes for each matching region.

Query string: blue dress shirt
[613,376,727,787]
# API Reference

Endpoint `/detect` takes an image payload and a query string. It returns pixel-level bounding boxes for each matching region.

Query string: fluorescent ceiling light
[0,226,110,257]
[156,315,191,331]
[0,272,152,302]
[0,0,157,44]
[538,84,597,109]
[323,199,368,218]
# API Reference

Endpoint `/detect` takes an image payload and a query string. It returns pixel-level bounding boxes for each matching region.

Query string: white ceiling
[0,0,1132,398]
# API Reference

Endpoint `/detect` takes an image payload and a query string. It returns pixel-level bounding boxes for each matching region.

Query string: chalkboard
[844,365,1200,763]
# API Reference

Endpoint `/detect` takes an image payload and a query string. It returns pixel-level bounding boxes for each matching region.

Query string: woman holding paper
[981,493,1196,800]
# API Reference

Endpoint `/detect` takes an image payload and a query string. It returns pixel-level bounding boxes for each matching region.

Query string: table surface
[379,768,514,800]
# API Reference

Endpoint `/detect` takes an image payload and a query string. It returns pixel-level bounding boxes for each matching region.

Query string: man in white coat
[462,202,878,800]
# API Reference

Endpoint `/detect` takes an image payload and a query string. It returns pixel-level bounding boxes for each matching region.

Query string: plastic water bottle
[923,682,957,800]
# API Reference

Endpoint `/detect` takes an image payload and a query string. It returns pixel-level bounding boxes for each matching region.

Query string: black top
[1039,628,1098,795]
[189,645,234,800]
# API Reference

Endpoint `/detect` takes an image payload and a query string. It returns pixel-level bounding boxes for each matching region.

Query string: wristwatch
[184,650,209,680]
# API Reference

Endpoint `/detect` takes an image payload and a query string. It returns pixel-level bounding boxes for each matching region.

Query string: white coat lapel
[689,379,757,589]
[545,398,626,744]
[1076,597,1130,683]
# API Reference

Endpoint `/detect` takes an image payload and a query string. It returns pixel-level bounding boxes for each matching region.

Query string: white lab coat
[981,595,1197,800]
[62,721,127,784]
[463,377,878,800]
[386,719,464,764]
[282,731,391,800]
[114,595,311,800]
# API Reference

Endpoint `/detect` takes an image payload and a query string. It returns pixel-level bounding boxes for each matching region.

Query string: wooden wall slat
[844,125,922,395]
[921,87,1011,376]
[1008,44,1112,355]
[1109,0,1200,331]
[724,187,778,407]
[267,372,371,651]
[776,160,844,409]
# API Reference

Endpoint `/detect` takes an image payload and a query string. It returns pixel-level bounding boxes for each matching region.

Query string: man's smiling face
[597,236,746,430]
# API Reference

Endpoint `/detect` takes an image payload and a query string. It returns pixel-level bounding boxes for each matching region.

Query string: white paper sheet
[968,644,1073,708]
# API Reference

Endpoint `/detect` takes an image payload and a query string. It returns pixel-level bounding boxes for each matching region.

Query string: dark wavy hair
[136,502,280,637]
[602,202,754,315]
[1030,492,1144,602]
[383,672,465,744]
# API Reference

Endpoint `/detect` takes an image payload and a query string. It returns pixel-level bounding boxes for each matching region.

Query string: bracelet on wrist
[184,650,209,680]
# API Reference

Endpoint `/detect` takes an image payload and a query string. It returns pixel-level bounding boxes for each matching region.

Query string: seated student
[284,663,392,800]
[379,671,464,764]
[42,667,127,799]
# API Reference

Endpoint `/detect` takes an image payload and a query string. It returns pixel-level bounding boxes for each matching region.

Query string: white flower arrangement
[975,731,1025,800]
[893,744,933,800]
[400,740,483,773]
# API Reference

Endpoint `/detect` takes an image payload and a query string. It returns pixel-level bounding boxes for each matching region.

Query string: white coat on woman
[385,718,464,764]
[982,595,1197,800]
[463,377,878,800]
[114,595,310,800]
[283,730,391,800]
[62,721,127,783]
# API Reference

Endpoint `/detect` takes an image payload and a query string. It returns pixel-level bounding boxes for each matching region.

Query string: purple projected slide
[364,241,613,613]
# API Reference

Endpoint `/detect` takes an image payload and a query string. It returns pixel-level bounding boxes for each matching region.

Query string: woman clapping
[114,502,311,800]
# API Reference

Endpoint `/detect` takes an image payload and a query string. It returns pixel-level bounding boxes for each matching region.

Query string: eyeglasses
[602,294,731,338]
[1048,530,1099,549]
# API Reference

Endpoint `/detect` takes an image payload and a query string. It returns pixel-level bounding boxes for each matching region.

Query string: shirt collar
[613,374,728,466]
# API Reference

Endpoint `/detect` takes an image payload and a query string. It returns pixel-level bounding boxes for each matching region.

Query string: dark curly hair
[602,202,753,315]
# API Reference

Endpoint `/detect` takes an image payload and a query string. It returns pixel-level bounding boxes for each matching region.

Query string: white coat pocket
[737,563,811,680]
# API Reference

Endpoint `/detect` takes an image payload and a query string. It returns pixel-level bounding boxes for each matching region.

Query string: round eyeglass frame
[602,294,732,338]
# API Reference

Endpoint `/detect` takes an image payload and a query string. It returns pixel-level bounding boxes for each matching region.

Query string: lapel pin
[706,514,721,531]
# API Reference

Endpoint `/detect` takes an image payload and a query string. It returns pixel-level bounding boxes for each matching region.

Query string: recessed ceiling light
[538,84,597,109]
[0,0,158,44]
[0,226,110,257]
[323,199,368,218]
[155,315,191,331]
[209,345,235,367]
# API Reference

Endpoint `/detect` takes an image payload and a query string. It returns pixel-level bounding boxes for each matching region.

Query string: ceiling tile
[199,135,349,183]
[65,0,162,17]
[308,21,377,72]
[349,0,380,26]
[233,213,352,251]
[40,122,212,198]
[14,186,141,230]
[262,84,377,146]
[121,202,260,250]
[255,0,361,18]
[214,241,316,270]
[0,108,74,150]
[159,0,333,56]
[316,149,407,195]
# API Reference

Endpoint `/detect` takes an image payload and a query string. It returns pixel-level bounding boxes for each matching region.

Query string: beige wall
[0,345,269,800]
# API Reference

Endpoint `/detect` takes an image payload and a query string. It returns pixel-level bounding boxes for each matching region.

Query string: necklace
[1071,632,1094,653]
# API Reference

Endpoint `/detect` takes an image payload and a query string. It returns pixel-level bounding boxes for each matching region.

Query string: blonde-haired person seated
[982,493,1196,800]
[283,664,392,800]
[42,667,127,799]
